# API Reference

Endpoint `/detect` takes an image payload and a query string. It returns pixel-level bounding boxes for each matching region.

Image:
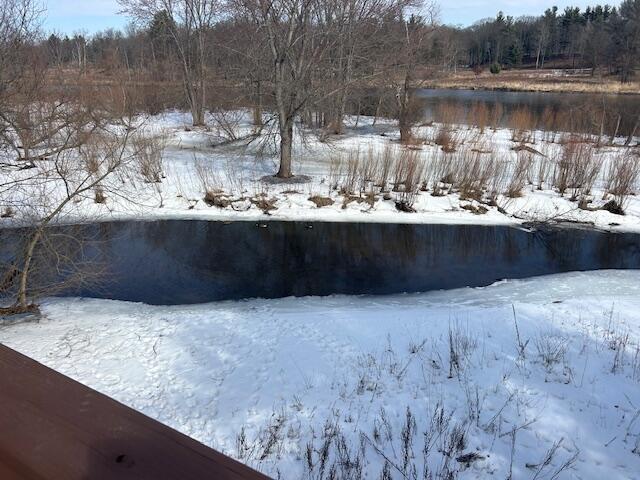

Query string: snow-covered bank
[2,110,639,232]
[2,270,640,478]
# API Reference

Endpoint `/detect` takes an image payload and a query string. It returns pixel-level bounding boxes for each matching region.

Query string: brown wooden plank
[0,344,270,480]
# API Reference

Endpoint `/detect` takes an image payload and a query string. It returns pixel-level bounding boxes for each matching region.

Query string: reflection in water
[1,220,640,305]
[417,88,640,136]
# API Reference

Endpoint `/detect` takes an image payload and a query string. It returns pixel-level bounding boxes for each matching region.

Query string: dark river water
[2,220,640,305]
[417,88,640,136]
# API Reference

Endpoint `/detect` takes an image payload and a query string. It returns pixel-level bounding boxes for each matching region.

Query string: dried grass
[506,152,533,198]
[510,107,536,144]
[554,137,599,200]
[605,151,640,213]
[133,133,167,183]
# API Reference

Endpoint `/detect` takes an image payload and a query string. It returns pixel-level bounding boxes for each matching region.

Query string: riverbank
[426,69,640,95]
[3,270,640,478]
[2,110,639,233]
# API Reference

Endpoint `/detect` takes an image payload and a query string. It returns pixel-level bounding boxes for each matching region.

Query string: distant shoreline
[424,69,640,96]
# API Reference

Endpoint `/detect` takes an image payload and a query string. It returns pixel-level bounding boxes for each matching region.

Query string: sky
[42,0,601,35]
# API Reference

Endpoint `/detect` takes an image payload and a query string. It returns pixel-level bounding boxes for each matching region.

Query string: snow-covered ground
[3,270,640,479]
[2,110,639,232]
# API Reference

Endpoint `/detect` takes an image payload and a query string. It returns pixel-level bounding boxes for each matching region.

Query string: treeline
[43,1,640,82]
[5,0,444,179]
[4,0,640,178]
[450,2,640,80]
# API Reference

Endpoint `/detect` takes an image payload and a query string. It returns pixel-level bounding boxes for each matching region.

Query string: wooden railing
[0,344,270,480]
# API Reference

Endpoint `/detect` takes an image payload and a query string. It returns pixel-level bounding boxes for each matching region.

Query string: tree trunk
[182,73,205,127]
[179,56,205,127]
[609,115,621,145]
[15,229,42,310]
[21,142,30,164]
[194,72,206,126]
[330,102,345,135]
[398,90,412,143]
[253,80,263,127]
[397,63,415,144]
[372,95,383,127]
[598,99,606,146]
[198,84,206,126]
[253,106,262,127]
[191,96,205,126]
[330,68,351,135]
[399,116,412,143]
[277,119,293,178]
[194,32,207,127]
[329,113,344,135]
[625,115,640,147]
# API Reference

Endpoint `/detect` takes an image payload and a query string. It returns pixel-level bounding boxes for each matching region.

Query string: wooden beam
[0,344,270,480]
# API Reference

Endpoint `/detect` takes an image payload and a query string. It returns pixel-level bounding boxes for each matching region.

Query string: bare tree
[119,0,221,126]
[320,0,407,135]
[233,0,423,178]
[1,91,144,313]
[390,5,439,143]
[233,0,340,179]
[0,0,43,111]
[534,14,551,69]
[1,8,146,312]
[0,64,96,167]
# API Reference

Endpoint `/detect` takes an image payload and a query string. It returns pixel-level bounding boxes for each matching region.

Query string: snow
[2,109,639,232]
[3,270,640,478]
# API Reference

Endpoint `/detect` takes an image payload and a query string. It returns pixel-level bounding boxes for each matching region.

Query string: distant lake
[417,88,640,137]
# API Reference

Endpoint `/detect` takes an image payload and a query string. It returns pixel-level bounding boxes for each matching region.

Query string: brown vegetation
[425,69,640,95]
[554,137,598,199]
[308,196,334,208]
[506,153,533,198]
[604,151,640,213]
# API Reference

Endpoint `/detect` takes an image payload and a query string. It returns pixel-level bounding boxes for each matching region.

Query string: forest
[43,2,640,80]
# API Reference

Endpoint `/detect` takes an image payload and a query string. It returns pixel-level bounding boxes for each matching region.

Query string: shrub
[568,144,600,201]
[604,151,640,214]
[536,157,551,190]
[133,133,167,183]
[211,109,242,142]
[490,103,504,131]
[554,137,599,200]
[340,149,360,196]
[194,157,221,194]
[1,206,14,218]
[377,144,395,192]
[490,63,501,75]
[204,190,231,208]
[506,152,533,198]
[393,149,424,212]
[358,147,380,193]
[535,333,568,372]
[457,149,496,201]
[469,102,489,133]
[94,186,106,204]
[327,153,343,194]
[435,126,457,153]
[436,102,466,126]
[308,195,334,208]
[509,107,536,143]
[487,155,510,205]
[393,150,424,193]
[431,151,458,195]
